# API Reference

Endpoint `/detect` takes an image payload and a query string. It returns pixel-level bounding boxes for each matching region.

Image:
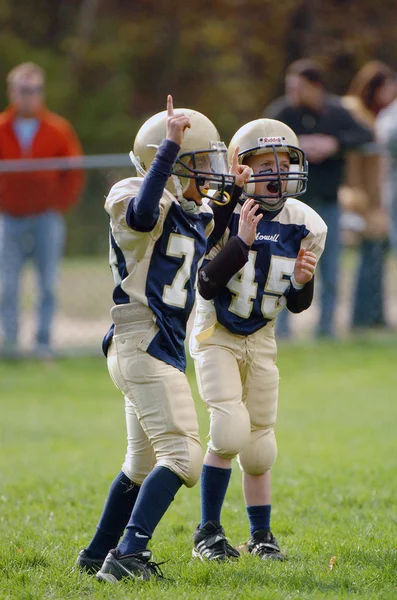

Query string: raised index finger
[231,146,239,170]
[167,94,174,117]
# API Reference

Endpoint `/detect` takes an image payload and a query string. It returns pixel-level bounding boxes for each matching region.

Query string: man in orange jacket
[0,62,84,357]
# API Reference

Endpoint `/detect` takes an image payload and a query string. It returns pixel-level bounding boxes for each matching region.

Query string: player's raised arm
[125,94,183,232]
[237,199,263,246]
[166,95,190,146]
[207,146,253,251]
[285,248,318,314]
[230,146,253,189]
[293,248,317,285]
[198,199,262,301]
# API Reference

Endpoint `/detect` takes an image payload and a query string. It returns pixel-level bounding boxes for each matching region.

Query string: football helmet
[131,108,234,208]
[228,119,308,212]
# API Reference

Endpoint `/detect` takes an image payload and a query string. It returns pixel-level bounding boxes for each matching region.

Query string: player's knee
[156,435,203,488]
[209,404,251,459]
[121,461,149,487]
[121,463,147,486]
[238,427,277,475]
[180,438,204,487]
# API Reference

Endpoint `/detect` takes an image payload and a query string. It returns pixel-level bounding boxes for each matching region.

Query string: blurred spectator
[341,61,396,331]
[264,59,372,338]
[0,62,84,358]
[376,95,397,254]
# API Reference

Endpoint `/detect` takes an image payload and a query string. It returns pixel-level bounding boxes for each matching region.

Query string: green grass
[1,339,397,599]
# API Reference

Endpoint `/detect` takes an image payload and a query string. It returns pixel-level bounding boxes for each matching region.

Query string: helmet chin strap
[180,197,200,214]
[205,188,231,206]
[171,174,199,214]
[129,151,147,177]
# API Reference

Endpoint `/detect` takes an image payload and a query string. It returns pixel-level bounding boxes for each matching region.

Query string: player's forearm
[285,276,314,313]
[207,184,243,250]
[127,139,179,231]
[198,236,250,300]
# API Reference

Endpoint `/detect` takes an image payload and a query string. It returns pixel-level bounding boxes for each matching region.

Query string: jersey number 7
[162,233,196,309]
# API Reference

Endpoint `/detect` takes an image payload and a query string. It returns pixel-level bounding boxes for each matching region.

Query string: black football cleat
[75,549,104,573]
[192,520,240,561]
[96,548,163,583]
[247,530,285,560]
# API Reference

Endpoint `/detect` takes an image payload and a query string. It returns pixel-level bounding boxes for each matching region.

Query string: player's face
[182,155,213,204]
[183,177,203,204]
[9,73,44,117]
[245,152,290,202]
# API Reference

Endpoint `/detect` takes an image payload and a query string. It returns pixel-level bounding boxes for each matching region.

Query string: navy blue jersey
[105,177,213,371]
[198,198,326,336]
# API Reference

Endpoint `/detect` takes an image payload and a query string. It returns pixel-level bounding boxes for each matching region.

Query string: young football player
[190,118,327,561]
[75,96,253,582]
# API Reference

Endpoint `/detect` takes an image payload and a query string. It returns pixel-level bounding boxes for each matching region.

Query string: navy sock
[200,464,232,527]
[246,504,272,536]
[86,471,140,559]
[117,466,182,556]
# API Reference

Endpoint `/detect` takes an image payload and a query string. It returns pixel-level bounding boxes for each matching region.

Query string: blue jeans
[276,201,340,338]
[0,211,66,348]
[351,238,388,328]
[390,194,397,253]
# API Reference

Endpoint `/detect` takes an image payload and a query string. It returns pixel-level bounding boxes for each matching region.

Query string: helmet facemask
[172,141,235,206]
[240,137,308,212]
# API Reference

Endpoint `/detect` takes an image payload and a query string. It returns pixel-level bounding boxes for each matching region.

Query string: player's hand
[166,95,190,146]
[294,248,317,284]
[230,146,253,188]
[238,198,263,246]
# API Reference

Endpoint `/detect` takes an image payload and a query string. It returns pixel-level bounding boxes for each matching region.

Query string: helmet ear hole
[245,181,255,196]
[286,164,300,195]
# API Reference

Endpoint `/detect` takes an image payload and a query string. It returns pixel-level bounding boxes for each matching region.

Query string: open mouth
[266,182,281,196]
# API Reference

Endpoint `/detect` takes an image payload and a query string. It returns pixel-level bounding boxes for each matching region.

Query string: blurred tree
[0,0,396,254]
[2,0,396,151]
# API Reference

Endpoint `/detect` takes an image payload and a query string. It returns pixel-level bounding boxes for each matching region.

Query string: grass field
[1,339,397,599]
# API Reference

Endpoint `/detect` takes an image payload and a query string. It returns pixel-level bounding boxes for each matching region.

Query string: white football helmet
[228,118,308,212]
[131,108,234,207]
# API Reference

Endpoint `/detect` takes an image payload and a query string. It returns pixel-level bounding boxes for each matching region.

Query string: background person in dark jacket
[264,59,373,338]
[0,62,84,358]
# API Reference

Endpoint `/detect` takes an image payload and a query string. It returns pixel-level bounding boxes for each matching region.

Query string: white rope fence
[0,154,132,172]
[0,143,383,173]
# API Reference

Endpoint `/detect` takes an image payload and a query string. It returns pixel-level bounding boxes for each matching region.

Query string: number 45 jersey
[196,198,327,337]
[104,177,214,372]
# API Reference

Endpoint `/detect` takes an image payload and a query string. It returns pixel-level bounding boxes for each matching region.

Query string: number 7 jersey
[198,198,327,336]
[105,177,214,372]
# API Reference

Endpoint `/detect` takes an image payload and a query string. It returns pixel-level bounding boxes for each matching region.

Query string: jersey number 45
[227,251,295,320]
